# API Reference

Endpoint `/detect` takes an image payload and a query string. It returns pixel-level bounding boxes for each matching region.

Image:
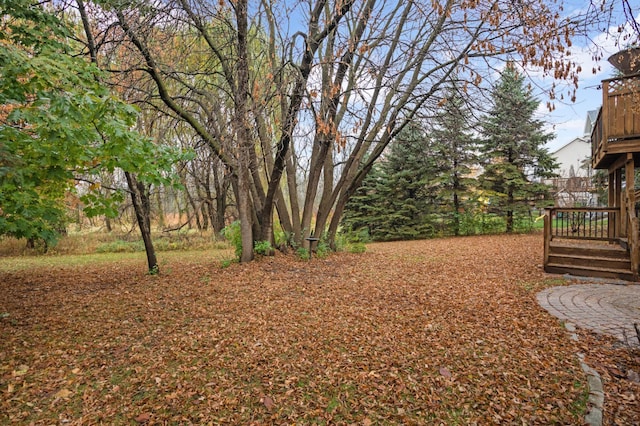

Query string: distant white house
[549,109,600,207]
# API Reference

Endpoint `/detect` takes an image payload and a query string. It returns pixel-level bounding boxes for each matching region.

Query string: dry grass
[0,229,231,256]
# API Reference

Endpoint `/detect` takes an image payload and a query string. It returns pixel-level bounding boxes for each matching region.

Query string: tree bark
[234,0,255,262]
[125,171,159,273]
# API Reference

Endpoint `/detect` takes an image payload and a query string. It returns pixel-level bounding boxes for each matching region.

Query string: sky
[541,3,639,153]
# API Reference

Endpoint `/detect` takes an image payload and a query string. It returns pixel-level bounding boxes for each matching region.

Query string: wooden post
[608,170,616,239]
[616,168,623,238]
[543,209,551,267]
[626,153,635,213]
[625,154,639,278]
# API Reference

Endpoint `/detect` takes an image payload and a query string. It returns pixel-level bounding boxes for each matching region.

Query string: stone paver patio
[537,283,640,347]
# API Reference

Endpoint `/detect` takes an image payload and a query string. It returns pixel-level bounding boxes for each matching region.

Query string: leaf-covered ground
[1,234,638,424]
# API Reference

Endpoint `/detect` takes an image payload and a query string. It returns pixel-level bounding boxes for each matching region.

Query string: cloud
[541,9,639,149]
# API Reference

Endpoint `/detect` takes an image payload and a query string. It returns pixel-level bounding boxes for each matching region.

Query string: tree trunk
[155,187,165,230]
[185,186,202,230]
[211,165,228,234]
[453,191,460,236]
[285,150,302,243]
[452,167,460,236]
[234,0,254,262]
[506,188,514,233]
[125,171,159,273]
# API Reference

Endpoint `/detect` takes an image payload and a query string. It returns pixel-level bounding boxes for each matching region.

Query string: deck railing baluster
[547,207,619,242]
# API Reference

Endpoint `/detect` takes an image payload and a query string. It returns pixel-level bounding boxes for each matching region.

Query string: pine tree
[340,163,387,239]
[342,124,439,241]
[430,88,479,236]
[478,65,558,233]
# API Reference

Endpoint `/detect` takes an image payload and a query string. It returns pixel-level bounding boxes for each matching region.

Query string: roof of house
[584,108,600,136]
[551,136,590,156]
[552,109,601,154]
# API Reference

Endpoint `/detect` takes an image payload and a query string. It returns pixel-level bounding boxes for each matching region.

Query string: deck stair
[545,241,633,281]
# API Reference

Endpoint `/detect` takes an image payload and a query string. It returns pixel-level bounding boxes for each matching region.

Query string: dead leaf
[439,367,452,379]
[2,234,639,423]
[260,394,275,411]
[54,388,72,399]
[135,412,151,423]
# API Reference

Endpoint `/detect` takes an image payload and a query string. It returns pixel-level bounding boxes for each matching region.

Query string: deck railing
[591,108,604,165]
[544,207,620,242]
[591,73,640,168]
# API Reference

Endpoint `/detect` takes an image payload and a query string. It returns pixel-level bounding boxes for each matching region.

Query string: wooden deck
[557,66,640,281]
[543,207,638,281]
[591,73,640,170]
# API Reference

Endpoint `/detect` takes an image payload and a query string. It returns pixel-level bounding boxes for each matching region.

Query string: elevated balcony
[591,73,640,170]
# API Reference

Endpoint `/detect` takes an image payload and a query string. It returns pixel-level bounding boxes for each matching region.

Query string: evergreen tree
[478,65,558,233]
[342,124,439,241]
[339,163,386,239]
[430,88,479,236]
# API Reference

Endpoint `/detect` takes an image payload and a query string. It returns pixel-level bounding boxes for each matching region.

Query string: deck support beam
[608,168,622,238]
[625,153,639,278]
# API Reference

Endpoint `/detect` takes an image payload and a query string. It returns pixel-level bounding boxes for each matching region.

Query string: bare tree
[72,0,598,258]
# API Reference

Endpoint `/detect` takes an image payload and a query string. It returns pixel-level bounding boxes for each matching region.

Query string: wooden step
[548,242,629,259]
[545,239,637,281]
[547,253,631,270]
[545,263,635,281]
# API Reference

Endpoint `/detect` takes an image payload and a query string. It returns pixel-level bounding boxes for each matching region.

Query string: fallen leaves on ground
[0,233,638,424]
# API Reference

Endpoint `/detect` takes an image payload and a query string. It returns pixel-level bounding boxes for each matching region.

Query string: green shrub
[221,221,242,258]
[296,247,310,260]
[347,242,366,253]
[335,227,371,250]
[254,240,272,256]
[315,240,331,258]
[220,258,236,269]
[273,222,294,249]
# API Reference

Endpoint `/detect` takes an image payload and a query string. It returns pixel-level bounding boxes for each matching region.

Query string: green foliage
[342,125,441,241]
[254,240,272,256]
[273,224,289,248]
[334,228,371,253]
[222,221,242,258]
[335,230,369,254]
[296,247,310,260]
[429,87,479,236]
[347,242,367,253]
[80,191,126,219]
[220,258,236,269]
[0,0,185,246]
[478,65,558,233]
[315,240,330,258]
